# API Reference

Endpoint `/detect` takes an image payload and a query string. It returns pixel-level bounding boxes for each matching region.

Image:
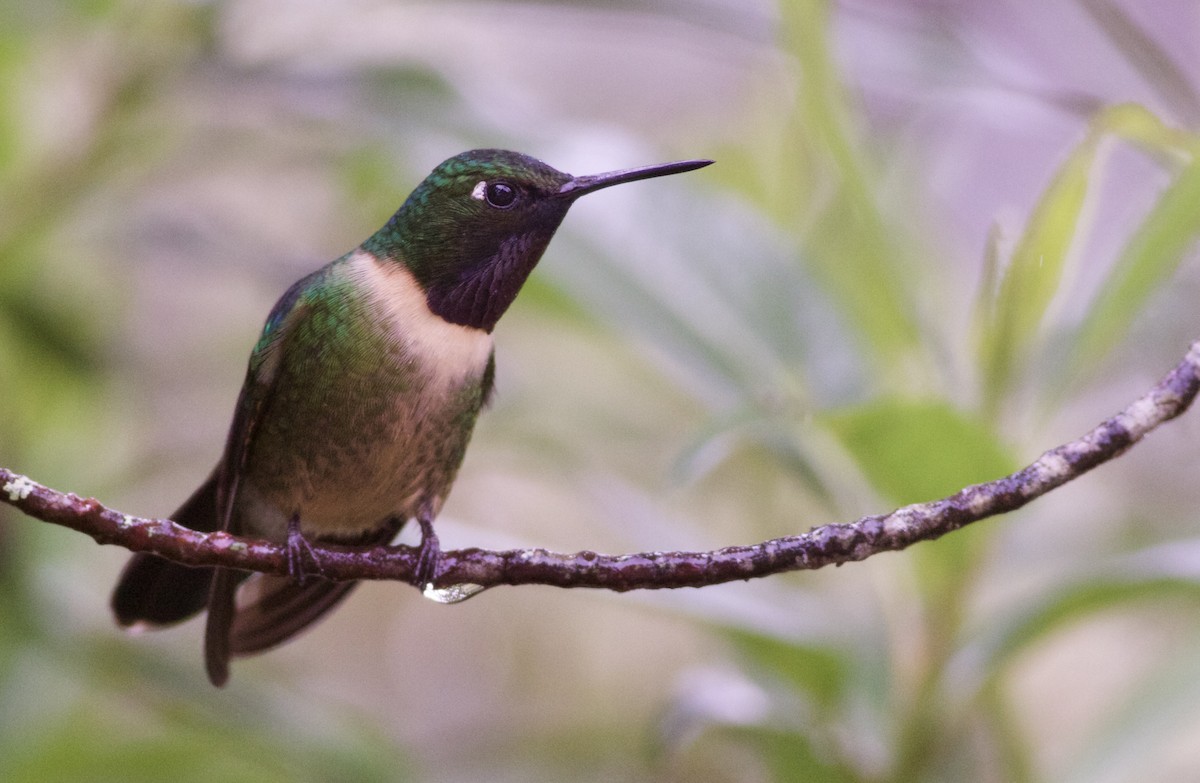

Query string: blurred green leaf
[728,629,851,712]
[779,0,922,373]
[0,711,289,783]
[977,575,1200,678]
[0,703,406,783]
[1096,103,1200,159]
[1069,158,1200,378]
[977,685,1038,783]
[744,727,862,783]
[980,130,1099,414]
[970,222,1004,347]
[821,399,1016,506]
[0,26,24,179]
[0,635,408,783]
[962,549,1200,783]
[671,407,837,513]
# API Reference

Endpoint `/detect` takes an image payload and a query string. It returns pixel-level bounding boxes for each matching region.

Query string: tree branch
[4,340,1200,595]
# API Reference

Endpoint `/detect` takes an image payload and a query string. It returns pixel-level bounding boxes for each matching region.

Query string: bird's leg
[286,512,323,583]
[412,502,441,589]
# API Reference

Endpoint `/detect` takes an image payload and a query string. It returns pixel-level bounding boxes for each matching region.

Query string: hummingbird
[110,148,711,686]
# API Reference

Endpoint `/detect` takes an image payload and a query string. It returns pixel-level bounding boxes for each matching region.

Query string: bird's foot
[286,513,323,583]
[412,512,441,590]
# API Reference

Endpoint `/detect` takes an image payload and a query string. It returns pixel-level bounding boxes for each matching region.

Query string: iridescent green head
[365,149,711,331]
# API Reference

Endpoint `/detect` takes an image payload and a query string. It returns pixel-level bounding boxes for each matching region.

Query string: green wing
[213,268,325,534]
[206,266,324,686]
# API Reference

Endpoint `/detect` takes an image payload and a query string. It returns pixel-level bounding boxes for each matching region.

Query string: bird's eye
[484,181,517,209]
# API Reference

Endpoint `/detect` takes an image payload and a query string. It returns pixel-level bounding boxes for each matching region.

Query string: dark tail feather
[229,576,360,655]
[115,479,405,684]
[204,566,239,686]
[224,517,404,656]
[110,473,220,627]
[201,574,358,686]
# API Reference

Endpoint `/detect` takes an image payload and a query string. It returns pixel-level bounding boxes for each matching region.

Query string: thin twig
[4,341,1200,594]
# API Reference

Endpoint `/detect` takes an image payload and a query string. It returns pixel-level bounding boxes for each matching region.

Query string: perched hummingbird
[111,149,711,686]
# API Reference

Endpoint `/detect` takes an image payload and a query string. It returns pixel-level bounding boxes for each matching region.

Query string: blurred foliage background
[3,0,1200,781]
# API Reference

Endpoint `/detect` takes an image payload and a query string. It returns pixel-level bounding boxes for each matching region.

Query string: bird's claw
[286,514,323,583]
[412,512,441,589]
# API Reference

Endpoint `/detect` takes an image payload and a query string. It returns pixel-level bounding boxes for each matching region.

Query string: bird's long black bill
[559,158,712,199]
